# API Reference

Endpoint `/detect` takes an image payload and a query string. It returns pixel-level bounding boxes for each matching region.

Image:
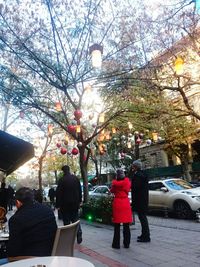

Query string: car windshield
[165,179,194,190]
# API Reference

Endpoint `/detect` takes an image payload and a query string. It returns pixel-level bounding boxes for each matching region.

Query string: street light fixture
[89,43,103,68]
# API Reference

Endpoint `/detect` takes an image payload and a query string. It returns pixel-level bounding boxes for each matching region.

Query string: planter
[81,196,113,225]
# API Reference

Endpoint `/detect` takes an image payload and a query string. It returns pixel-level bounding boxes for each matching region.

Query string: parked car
[148,178,200,219]
[89,185,132,203]
[89,185,111,198]
[189,181,200,188]
[81,182,94,194]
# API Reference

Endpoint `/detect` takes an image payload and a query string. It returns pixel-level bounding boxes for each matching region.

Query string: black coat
[56,173,82,212]
[131,170,149,213]
[7,201,57,257]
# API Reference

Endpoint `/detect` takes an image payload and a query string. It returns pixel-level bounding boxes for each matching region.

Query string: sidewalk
[68,215,200,267]
[7,209,200,266]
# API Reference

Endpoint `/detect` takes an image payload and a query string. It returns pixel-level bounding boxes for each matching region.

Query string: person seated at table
[0,187,57,265]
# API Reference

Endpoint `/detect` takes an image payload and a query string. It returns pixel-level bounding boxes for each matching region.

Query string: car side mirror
[160,187,168,192]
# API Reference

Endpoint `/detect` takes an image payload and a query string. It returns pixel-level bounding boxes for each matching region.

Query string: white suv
[148,178,200,219]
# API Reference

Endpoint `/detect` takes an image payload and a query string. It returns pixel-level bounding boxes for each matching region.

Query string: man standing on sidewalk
[56,165,82,244]
[130,159,150,242]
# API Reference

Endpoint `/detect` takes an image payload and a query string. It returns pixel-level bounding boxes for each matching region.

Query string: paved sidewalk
[7,209,200,266]
[66,215,200,267]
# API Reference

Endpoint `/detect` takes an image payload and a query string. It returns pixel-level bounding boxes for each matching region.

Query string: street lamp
[89,43,103,68]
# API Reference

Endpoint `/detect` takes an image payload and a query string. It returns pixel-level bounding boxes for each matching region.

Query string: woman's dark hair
[15,187,34,204]
[116,169,125,180]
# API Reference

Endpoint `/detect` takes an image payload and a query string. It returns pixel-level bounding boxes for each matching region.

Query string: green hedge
[81,196,113,225]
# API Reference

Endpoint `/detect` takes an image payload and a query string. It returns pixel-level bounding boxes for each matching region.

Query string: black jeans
[137,211,150,239]
[112,223,130,248]
[60,209,82,237]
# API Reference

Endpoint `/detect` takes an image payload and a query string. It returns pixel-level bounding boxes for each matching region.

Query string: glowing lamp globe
[60,147,67,155]
[64,140,68,146]
[72,147,79,155]
[146,139,152,145]
[174,57,184,75]
[74,110,82,120]
[89,43,103,68]
[55,102,62,111]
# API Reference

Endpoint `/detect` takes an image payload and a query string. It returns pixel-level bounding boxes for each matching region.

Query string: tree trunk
[54,170,58,184]
[79,146,89,203]
[182,158,192,182]
[135,143,140,160]
[38,156,43,190]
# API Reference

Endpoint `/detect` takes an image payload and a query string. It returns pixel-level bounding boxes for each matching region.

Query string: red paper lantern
[136,137,141,144]
[74,110,82,120]
[56,143,61,148]
[72,147,79,155]
[67,125,76,133]
[60,147,67,155]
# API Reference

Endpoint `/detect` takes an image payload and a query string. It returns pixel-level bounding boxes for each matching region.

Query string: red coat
[110,177,132,223]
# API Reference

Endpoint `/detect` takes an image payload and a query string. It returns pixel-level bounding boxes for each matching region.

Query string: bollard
[196,210,200,222]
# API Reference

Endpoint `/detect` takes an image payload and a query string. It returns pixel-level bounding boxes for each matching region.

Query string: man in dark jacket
[48,187,56,208]
[130,159,150,242]
[56,165,82,244]
[7,187,57,260]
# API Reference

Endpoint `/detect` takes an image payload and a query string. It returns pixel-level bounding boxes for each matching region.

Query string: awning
[0,130,35,175]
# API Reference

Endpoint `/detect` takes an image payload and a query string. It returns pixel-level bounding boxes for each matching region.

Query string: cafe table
[3,256,95,267]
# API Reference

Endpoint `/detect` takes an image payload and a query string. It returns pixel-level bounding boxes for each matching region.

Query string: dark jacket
[56,173,82,212]
[48,188,56,202]
[131,169,149,213]
[7,201,57,257]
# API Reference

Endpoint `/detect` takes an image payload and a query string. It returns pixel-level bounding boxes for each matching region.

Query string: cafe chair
[51,220,80,257]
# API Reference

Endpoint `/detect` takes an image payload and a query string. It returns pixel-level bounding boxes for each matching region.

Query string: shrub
[81,196,113,224]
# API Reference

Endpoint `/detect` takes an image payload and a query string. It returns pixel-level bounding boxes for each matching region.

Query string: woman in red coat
[110,169,132,249]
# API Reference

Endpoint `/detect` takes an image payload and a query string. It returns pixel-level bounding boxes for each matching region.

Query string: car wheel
[174,201,192,219]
